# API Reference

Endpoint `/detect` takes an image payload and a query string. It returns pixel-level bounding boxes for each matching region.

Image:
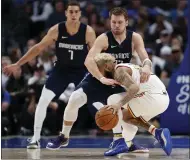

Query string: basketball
[95,106,119,131]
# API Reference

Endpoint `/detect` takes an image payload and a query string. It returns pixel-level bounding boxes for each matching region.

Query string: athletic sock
[61,125,72,138]
[148,125,156,136]
[113,133,122,141]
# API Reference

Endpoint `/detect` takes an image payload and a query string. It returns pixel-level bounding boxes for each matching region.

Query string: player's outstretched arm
[133,33,152,83]
[3,25,58,76]
[16,25,58,66]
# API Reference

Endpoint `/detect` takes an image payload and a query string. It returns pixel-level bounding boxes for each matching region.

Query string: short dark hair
[66,0,80,10]
[109,7,128,21]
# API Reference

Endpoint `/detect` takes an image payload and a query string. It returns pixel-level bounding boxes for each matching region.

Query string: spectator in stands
[2,88,11,112]
[160,45,172,62]
[155,30,171,57]
[83,2,97,18]
[100,0,115,19]
[6,67,27,134]
[149,13,173,40]
[161,45,184,86]
[170,0,188,23]
[30,0,53,37]
[37,51,54,73]
[146,48,165,77]
[88,13,105,36]
[24,39,37,53]
[127,0,142,19]
[30,0,53,23]
[2,57,12,89]
[2,87,11,135]
[9,47,22,63]
[23,58,38,81]
[46,0,66,29]
[134,7,149,34]
[171,36,183,49]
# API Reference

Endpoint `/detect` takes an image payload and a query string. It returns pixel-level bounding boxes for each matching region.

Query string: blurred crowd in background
[1,0,188,136]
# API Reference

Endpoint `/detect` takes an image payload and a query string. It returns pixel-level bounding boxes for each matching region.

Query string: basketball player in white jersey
[94,53,172,156]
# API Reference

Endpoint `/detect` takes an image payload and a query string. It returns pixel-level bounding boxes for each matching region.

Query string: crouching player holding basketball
[94,53,172,156]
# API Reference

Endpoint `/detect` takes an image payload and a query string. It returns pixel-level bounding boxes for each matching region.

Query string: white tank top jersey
[115,63,167,94]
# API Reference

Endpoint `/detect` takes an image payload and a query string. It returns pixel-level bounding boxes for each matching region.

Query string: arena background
[1,0,189,159]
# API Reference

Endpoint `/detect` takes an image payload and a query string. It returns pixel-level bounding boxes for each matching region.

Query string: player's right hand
[100,77,120,86]
[3,63,20,76]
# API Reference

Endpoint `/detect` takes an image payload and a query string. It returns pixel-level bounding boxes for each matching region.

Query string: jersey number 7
[68,50,74,60]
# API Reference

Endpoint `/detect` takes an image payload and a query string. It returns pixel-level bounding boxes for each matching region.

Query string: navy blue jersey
[45,22,88,97]
[55,22,88,70]
[75,30,134,110]
[103,30,133,63]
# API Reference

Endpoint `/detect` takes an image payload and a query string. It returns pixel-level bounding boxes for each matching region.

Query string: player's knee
[67,88,87,108]
[107,93,124,105]
[38,87,56,106]
[41,86,56,100]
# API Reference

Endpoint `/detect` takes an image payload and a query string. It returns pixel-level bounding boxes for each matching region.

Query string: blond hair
[94,53,115,69]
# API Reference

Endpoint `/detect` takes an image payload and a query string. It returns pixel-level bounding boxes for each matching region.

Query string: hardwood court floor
[2,148,189,160]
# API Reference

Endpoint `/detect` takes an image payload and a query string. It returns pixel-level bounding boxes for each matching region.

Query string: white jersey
[115,63,167,94]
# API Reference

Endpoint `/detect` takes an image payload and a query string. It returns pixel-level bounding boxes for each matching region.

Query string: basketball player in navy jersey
[3,0,96,149]
[47,7,151,155]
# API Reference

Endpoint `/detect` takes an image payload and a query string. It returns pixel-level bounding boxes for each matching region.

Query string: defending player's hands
[3,63,20,77]
[106,104,121,114]
[100,77,120,86]
[140,65,151,83]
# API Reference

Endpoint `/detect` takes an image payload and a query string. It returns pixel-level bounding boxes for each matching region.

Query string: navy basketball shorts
[45,68,87,98]
[76,73,125,116]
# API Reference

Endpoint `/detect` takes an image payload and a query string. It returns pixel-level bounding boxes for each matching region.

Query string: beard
[111,28,125,35]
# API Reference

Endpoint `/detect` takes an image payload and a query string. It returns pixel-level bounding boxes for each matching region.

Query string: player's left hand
[3,63,20,77]
[105,104,120,114]
[140,65,151,83]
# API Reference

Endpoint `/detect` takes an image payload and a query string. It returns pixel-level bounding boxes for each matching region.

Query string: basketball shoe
[104,138,129,156]
[155,128,172,156]
[27,137,40,149]
[46,133,69,150]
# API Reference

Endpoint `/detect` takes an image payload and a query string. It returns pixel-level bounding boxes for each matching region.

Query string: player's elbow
[84,56,93,67]
[129,84,140,95]
[29,44,42,56]
[34,43,46,52]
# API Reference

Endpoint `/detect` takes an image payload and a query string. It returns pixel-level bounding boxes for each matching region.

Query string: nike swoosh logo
[62,36,68,39]
[111,46,117,48]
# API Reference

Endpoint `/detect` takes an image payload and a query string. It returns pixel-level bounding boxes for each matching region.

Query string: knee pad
[92,102,104,110]
[107,93,125,105]
[65,88,87,111]
[41,86,56,100]
[64,88,87,121]
[37,86,56,107]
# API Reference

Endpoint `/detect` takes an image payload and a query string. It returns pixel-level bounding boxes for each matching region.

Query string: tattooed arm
[114,67,139,107]
[107,67,139,113]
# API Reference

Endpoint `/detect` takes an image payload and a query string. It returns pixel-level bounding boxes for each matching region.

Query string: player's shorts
[75,73,125,115]
[45,67,87,97]
[108,90,169,121]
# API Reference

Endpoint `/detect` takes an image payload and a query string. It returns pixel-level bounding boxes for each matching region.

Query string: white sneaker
[27,137,40,149]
